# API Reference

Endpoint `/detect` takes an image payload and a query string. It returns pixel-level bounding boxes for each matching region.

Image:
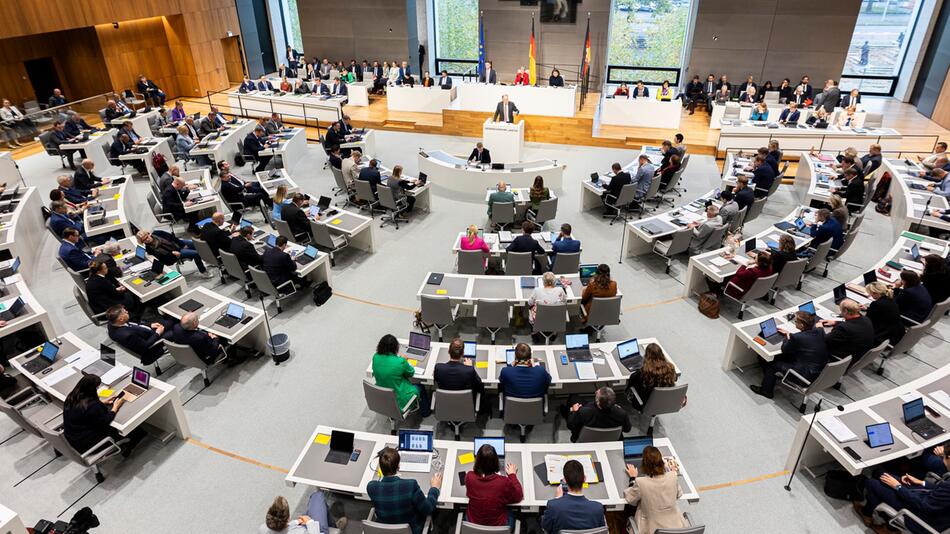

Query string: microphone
[785,396,847,491]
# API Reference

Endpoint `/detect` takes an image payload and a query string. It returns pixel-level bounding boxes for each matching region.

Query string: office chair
[378,186,409,229]
[310,220,349,266]
[576,426,622,443]
[192,238,224,283]
[363,379,418,434]
[274,218,311,245]
[504,251,534,276]
[878,319,932,375]
[420,295,458,341]
[628,514,705,534]
[73,286,107,328]
[39,131,69,168]
[354,180,382,216]
[432,389,480,440]
[803,238,834,278]
[38,424,126,483]
[0,388,62,441]
[652,227,692,274]
[603,183,637,224]
[742,197,767,225]
[164,340,228,387]
[527,197,558,230]
[490,201,515,231]
[638,384,688,435]
[219,250,252,299]
[837,340,889,391]
[534,303,568,345]
[248,266,300,314]
[551,252,580,275]
[457,249,487,275]
[779,356,851,413]
[501,395,547,442]
[584,296,622,341]
[767,258,808,304]
[455,514,521,534]
[723,273,778,319]
[475,299,511,343]
[562,527,609,534]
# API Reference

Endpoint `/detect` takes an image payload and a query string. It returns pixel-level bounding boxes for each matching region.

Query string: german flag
[529,17,537,86]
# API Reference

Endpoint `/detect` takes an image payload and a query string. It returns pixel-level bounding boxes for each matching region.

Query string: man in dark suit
[169,312,229,364]
[738,75,757,98]
[58,227,94,271]
[492,95,519,123]
[861,143,883,177]
[57,175,96,204]
[506,221,546,274]
[106,305,169,365]
[218,161,272,210]
[280,193,312,240]
[243,127,272,173]
[566,386,632,442]
[230,226,262,269]
[717,75,732,93]
[603,162,631,201]
[64,111,95,138]
[751,155,776,199]
[200,212,234,257]
[468,142,491,164]
[109,132,146,174]
[329,77,348,96]
[798,76,814,100]
[750,312,829,399]
[550,223,581,268]
[703,74,718,110]
[806,208,844,251]
[161,177,199,233]
[103,100,128,122]
[311,78,330,95]
[433,338,484,397]
[198,112,223,138]
[324,121,346,152]
[49,201,85,240]
[734,176,755,212]
[819,79,840,112]
[49,121,80,169]
[631,81,649,98]
[684,75,704,114]
[822,299,875,360]
[359,159,383,196]
[835,168,865,213]
[256,75,274,92]
[262,236,307,290]
[438,70,453,89]
[136,75,166,106]
[479,61,497,84]
[778,103,801,124]
[73,159,107,191]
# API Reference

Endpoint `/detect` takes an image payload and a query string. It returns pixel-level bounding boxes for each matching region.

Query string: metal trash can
[267,333,290,364]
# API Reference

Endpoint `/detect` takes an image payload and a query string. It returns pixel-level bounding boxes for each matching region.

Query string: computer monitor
[759,318,778,338]
[798,301,816,315]
[463,341,476,358]
[8,256,20,274]
[131,367,150,390]
[794,218,805,230]
[617,338,640,359]
[408,331,430,351]
[8,297,25,316]
[229,211,242,226]
[225,303,244,319]
[474,437,505,459]
[902,398,926,424]
[565,333,589,350]
[866,422,894,448]
[39,341,59,363]
[397,429,433,452]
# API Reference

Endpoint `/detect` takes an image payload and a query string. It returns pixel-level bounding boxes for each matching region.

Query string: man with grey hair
[341,149,362,190]
[632,154,655,201]
[565,386,631,443]
[167,311,228,364]
[688,204,723,255]
[487,180,514,217]
[73,159,108,191]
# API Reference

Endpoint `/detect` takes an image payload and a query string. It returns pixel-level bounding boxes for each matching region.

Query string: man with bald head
[74,159,109,191]
[167,312,227,364]
[821,298,875,361]
[487,180,514,217]
[200,212,236,257]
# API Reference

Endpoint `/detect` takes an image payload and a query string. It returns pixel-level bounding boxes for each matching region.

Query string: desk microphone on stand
[915,193,934,233]
[785,398,845,491]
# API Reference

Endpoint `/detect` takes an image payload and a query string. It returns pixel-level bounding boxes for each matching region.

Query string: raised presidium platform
[363,337,679,391]
[9,331,190,441]
[706,101,869,129]
[581,145,665,211]
[483,119,524,164]
[418,150,564,198]
[387,85,458,113]
[599,94,682,129]
[456,83,578,118]
[286,425,699,509]
[418,271,622,305]
[717,118,904,155]
[0,184,44,282]
[227,85,347,124]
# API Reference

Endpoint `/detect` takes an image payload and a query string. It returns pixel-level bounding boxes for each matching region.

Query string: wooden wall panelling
[95,17,179,99]
[222,37,245,83]
[932,65,950,130]
[163,15,200,98]
[179,3,243,96]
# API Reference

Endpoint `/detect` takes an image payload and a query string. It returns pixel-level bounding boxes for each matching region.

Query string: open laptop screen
[131,367,150,389]
[474,437,505,459]
[760,318,778,338]
[617,339,640,359]
[398,429,432,452]
[408,332,430,351]
[565,333,589,350]
[902,398,926,423]
[623,437,653,458]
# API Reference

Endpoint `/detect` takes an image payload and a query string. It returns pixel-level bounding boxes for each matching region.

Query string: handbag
[698,292,720,319]
[311,282,332,306]
[824,470,866,501]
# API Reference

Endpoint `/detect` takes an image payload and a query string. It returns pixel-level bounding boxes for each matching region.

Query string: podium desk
[483,119,524,163]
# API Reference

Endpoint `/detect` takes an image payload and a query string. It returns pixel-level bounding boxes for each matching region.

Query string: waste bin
[267,333,290,364]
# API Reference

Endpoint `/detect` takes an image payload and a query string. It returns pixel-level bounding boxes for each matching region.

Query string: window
[281,0,303,51]
[432,0,479,75]
[840,0,924,96]
[606,0,693,85]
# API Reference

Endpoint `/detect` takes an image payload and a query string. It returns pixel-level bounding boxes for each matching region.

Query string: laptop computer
[745,238,757,254]
[296,245,319,265]
[865,422,894,450]
[463,341,477,361]
[863,270,878,285]
[418,172,427,185]
[23,341,59,374]
[405,331,431,357]
[124,246,148,266]
[0,297,26,321]
[832,284,848,305]
[565,332,593,362]
[903,398,945,440]
[579,264,598,286]
[397,429,434,472]
[139,260,164,282]
[229,211,243,226]
[616,338,643,372]
[82,344,117,378]
[622,436,654,469]
[910,243,921,261]
[179,299,204,312]
[758,317,785,345]
[590,172,600,185]
[798,301,817,315]
[215,303,245,328]
[0,257,20,279]
[265,234,278,248]
[119,367,150,402]
[473,436,505,468]
[324,430,355,465]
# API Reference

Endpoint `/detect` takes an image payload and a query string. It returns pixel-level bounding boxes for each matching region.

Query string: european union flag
[478,14,486,77]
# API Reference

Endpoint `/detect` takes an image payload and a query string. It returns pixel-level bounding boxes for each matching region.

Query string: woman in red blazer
[725,253,773,298]
[513,66,530,85]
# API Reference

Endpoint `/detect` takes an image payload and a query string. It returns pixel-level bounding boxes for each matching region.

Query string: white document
[592,357,607,366]
[42,366,76,387]
[574,361,596,380]
[710,257,731,267]
[545,454,599,484]
[733,255,752,266]
[66,349,101,370]
[818,416,859,443]
[902,259,924,272]
[929,390,950,412]
[100,363,132,386]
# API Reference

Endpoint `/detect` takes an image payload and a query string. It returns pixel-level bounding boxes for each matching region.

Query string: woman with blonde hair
[259,491,338,534]
[624,445,686,534]
[271,184,291,221]
[626,343,679,410]
[527,271,566,333]
[828,193,845,212]
[459,224,490,269]
[865,280,905,346]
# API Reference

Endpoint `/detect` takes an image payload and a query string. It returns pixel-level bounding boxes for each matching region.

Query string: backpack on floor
[824,470,866,501]
[151,152,168,176]
[234,152,246,167]
[312,282,332,306]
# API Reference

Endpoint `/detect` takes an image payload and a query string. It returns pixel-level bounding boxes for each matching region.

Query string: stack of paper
[574,361,596,380]
[544,454,599,484]
[929,390,950,412]
[818,416,858,443]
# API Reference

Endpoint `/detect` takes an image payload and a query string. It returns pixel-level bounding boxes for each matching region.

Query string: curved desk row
[189,119,258,166]
[623,189,719,257]
[419,150,564,197]
[84,177,134,240]
[886,158,950,237]
[286,425,699,509]
[418,271,622,305]
[580,146,664,211]
[0,187,44,282]
[598,96,682,129]
[158,286,268,352]
[59,129,115,172]
[718,122,902,155]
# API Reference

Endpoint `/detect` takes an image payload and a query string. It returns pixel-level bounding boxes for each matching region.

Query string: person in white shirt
[0,99,38,139]
[528,272,566,333]
[918,142,948,169]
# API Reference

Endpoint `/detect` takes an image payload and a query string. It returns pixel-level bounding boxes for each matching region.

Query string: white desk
[227,90,346,125]
[357,155,432,213]
[0,503,27,534]
[118,137,174,180]
[316,209,375,253]
[483,119,524,163]
[624,189,720,257]
[793,153,843,207]
[456,84,577,118]
[190,119,257,166]
[0,187,44,282]
[255,168,299,195]
[159,286,268,351]
[599,96,682,129]
[886,158,950,237]
[347,81,373,107]
[84,178,133,239]
[418,271,621,306]
[260,127,307,171]
[105,109,161,140]
[452,227,567,258]
[581,146,664,211]
[718,122,902,155]
[709,103,793,129]
[0,280,55,341]
[418,150,564,198]
[181,168,224,215]
[59,129,115,172]
[388,85,457,113]
[10,331,190,441]
[340,129,376,157]
[286,425,699,510]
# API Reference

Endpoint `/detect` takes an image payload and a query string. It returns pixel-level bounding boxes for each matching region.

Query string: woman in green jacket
[371,334,430,417]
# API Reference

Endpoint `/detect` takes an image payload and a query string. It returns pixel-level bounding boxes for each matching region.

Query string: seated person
[750,312,829,399]
[175,124,196,157]
[372,334,430,417]
[529,176,550,213]
[624,446,688,533]
[49,200,85,240]
[73,159,108,191]
[528,272,567,336]
[487,181,515,217]
[499,343,551,400]
[262,236,309,291]
[834,167,865,213]
[750,155,776,198]
[614,83,630,97]
[922,253,950,305]
[63,374,143,458]
[864,281,905,346]
[106,305,169,365]
[803,208,844,253]
[549,69,564,87]
[465,444,523,526]
[386,165,419,213]
[218,160,272,210]
[768,235,798,274]
[749,102,769,121]
[243,126,274,173]
[656,153,681,190]
[506,221,546,274]
[733,176,755,212]
[550,223,581,267]
[230,225,263,270]
[469,142,491,164]
[602,162,633,203]
[85,259,139,318]
[821,299,875,361]
[136,229,210,277]
[687,204,723,255]
[280,193,312,240]
[433,338,484,395]
[199,212,234,257]
[566,386,631,442]
[358,159,383,196]
[168,312,235,364]
[917,142,947,169]
[459,225,490,262]
[58,227,94,272]
[626,343,680,410]
[724,252,772,299]
[258,492,341,534]
[893,270,933,325]
[581,264,618,322]
[541,460,606,534]
[925,169,950,198]
[161,177,200,233]
[366,447,441,534]
[57,175,97,204]
[858,446,950,532]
